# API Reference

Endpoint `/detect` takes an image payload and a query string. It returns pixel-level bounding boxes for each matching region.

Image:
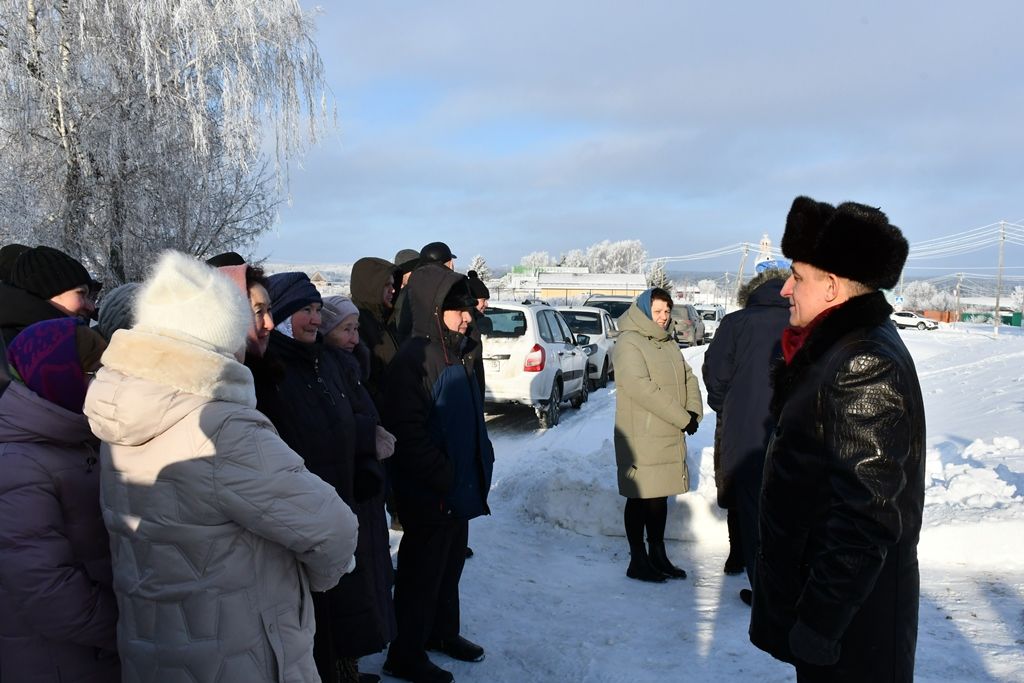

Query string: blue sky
[256,1,1024,274]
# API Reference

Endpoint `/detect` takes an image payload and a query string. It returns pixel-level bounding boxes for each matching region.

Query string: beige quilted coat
[84,328,359,682]
[612,304,703,499]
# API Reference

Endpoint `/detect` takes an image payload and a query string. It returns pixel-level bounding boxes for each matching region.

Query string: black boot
[724,507,745,575]
[626,546,667,583]
[647,541,687,579]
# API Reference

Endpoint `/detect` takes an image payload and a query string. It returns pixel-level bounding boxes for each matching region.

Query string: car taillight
[524,343,545,372]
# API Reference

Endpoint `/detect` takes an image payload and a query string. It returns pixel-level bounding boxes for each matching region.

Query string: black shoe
[723,556,745,575]
[465,545,474,559]
[427,634,485,663]
[382,656,453,683]
[647,541,687,579]
[626,552,667,583]
[739,588,752,606]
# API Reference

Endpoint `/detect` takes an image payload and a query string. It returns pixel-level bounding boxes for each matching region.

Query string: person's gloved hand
[684,411,699,436]
[375,425,396,460]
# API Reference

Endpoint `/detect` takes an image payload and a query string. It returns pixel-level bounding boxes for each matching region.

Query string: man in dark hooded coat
[381,264,494,683]
[702,266,791,602]
[350,257,400,407]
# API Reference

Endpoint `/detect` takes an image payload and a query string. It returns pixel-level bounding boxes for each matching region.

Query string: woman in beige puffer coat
[612,287,703,583]
[84,251,359,683]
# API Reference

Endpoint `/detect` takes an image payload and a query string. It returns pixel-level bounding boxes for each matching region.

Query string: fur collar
[101,327,256,407]
[770,291,892,417]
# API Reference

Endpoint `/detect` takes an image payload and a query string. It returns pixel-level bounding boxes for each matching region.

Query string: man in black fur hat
[749,196,926,683]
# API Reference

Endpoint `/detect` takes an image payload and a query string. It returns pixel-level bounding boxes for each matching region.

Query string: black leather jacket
[749,292,926,681]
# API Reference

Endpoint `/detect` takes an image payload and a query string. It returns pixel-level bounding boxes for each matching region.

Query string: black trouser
[623,496,668,549]
[388,516,469,663]
[734,458,763,587]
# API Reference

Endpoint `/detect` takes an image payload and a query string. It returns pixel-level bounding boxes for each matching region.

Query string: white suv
[480,302,589,428]
[694,304,726,341]
[890,310,938,330]
[554,306,618,390]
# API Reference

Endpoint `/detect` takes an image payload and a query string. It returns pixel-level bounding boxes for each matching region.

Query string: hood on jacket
[737,268,791,308]
[406,264,467,338]
[0,380,96,446]
[351,257,397,317]
[85,328,256,447]
[618,301,674,342]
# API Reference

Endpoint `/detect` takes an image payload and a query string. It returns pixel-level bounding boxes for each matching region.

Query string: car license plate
[485,359,501,371]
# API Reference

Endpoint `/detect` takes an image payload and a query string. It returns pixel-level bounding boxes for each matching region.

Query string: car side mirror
[607,328,619,338]
[576,334,590,345]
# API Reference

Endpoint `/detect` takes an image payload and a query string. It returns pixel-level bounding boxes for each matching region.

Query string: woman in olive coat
[612,287,703,582]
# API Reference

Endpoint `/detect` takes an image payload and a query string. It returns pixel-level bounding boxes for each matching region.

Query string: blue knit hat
[266,272,322,324]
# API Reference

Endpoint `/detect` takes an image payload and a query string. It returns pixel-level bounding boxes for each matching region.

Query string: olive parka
[612,301,703,499]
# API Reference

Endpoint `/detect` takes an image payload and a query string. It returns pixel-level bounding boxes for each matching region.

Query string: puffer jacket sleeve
[0,451,118,650]
[211,412,360,592]
[792,349,911,648]
[612,335,692,430]
[681,357,703,422]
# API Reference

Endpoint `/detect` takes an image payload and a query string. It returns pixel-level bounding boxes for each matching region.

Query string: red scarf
[781,304,842,365]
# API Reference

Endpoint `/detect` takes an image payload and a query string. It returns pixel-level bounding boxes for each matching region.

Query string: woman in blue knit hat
[258,272,383,683]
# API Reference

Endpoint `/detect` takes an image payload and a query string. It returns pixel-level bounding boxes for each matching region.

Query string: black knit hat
[0,243,29,284]
[781,196,908,290]
[266,272,322,324]
[441,278,477,310]
[11,245,98,299]
[467,270,490,299]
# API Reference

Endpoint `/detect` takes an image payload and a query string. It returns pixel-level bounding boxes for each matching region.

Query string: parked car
[583,294,634,320]
[480,301,589,428]
[554,305,618,390]
[694,304,726,341]
[891,310,939,330]
[671,303,706,346]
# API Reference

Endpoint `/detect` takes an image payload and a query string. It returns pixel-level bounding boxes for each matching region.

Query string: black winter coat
[702,277,790,507]
[326,346,396,656]
[256,331,359,502]
[382,265,494,524]
[0,282,66,346]
[749,292,926,682]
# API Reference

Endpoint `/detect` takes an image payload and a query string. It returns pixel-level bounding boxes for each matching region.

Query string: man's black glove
[684,411,699,436]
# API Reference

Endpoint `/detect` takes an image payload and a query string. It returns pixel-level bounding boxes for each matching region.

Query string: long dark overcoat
[749,292,926,682]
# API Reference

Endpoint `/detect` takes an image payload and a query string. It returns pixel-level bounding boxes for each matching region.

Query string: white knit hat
[133,250,252,356]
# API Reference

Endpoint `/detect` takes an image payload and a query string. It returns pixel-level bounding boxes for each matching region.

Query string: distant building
[537,271,647,304]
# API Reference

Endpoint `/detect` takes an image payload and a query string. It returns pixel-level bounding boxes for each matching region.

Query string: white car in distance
[480,301,589,428]
[890,310,939,330]
[554,306,618,390]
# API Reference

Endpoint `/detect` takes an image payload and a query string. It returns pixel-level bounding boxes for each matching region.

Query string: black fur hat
[781,196,908,290]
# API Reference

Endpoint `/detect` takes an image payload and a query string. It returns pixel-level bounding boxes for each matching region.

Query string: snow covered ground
[368,323,1024,682]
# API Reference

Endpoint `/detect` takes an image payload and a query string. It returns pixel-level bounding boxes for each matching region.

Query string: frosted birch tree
[468,254,491,282]
[0,0,328,283]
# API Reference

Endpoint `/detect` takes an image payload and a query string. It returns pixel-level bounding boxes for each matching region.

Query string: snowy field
[368,323,1024,682]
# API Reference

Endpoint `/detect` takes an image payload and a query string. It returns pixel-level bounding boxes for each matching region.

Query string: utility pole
[734,244,750,302]
[994,221,1006,335]
[955,272,963,328]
